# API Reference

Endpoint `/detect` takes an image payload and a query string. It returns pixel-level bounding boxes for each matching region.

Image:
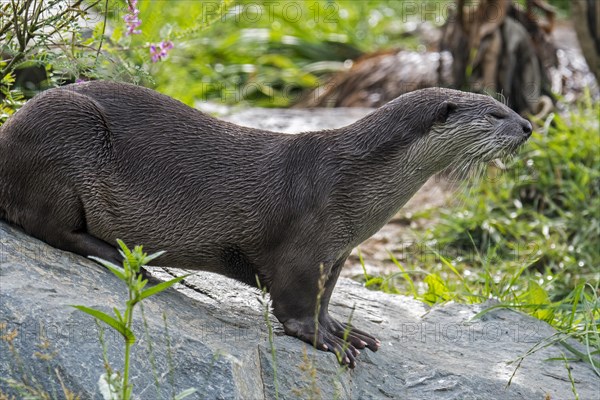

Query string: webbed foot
[283,314,380,368]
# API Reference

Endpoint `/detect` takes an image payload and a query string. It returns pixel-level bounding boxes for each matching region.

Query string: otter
[0,81,531,367]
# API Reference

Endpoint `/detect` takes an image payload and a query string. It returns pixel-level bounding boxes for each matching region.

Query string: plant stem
[95,0,109,65]
[123,337,132,399]
[122,276,135,399]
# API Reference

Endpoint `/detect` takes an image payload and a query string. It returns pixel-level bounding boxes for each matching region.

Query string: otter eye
[490,112,506,120]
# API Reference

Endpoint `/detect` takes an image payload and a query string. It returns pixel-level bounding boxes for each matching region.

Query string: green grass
[360,97,600,371]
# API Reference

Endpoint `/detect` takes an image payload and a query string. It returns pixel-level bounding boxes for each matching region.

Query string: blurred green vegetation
[0,0,576,110]
[107,0,427,106]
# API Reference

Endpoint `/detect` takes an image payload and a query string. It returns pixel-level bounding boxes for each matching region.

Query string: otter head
[410,88,532,176]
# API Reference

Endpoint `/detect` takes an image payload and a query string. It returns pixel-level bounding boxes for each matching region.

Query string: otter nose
[522,120,532,137]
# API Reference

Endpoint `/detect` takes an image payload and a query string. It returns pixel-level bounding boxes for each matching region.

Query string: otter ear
[435,101,458,124]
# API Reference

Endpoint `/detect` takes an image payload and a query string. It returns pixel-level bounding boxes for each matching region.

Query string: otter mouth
[484,133,529,171]
[447,138,525,180]
[487,129,530,161]
[443,123,530,181]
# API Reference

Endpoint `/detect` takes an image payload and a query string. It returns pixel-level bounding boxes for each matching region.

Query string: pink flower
[124,0,141,36]
[150,41,174,63]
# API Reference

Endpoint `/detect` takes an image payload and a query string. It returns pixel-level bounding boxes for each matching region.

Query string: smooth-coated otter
[0,81,531,367]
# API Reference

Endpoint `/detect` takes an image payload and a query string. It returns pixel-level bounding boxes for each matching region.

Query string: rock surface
[220,106,374,134]
[1,221,599,399]
[2,106,598,399]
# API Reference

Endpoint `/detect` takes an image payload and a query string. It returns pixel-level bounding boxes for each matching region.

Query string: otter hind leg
[45,228,122,266]
[272,256,380,368]
[10,180,121,265]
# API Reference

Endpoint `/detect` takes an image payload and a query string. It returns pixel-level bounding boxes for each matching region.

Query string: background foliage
[115,0,427,106]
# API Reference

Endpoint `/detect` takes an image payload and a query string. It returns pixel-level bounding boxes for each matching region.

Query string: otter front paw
[283,316,380,368]
[322,314,381,353]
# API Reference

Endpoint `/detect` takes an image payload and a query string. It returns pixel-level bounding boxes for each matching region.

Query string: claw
[282,315,380,367]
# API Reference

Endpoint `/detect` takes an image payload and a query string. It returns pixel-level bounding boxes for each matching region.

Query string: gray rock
[1,221,598,399]
[222,107,375,134]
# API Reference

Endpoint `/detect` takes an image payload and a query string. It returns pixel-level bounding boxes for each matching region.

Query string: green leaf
[365,276,383,289]
[72,305,136,344]
[89,256,126,281]
[113,307,124,323]
[140,274,191,301]
[525,281,553,321]
[387,250,417,298]
[356,247,369,281]
[174,388,198,400]
[423,273,452,305]
[117,239,133,261]
[136,274,148,291]
[143,250,166,265]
